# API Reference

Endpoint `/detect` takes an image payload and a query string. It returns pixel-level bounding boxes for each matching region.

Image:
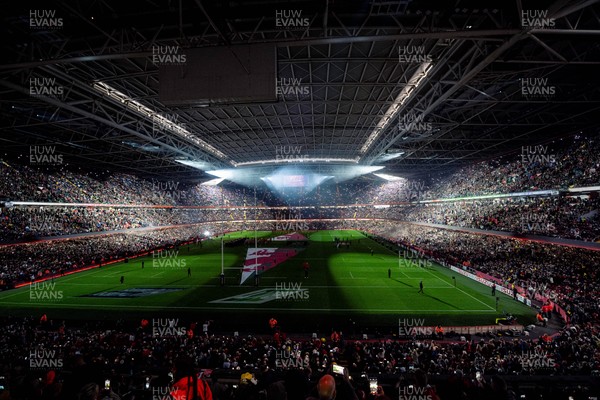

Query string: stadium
[0,0,599,399]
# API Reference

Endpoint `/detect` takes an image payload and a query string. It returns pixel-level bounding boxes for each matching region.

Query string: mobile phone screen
[332,364,345,375]
[369,379,377,394]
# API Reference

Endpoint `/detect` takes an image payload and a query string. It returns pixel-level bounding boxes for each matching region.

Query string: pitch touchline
[420,266,496,311]
[0,302,496,313]
[8,283,459,289]
[382,244,496,311]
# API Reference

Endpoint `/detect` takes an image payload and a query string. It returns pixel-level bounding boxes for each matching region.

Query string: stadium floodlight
[417,189,560,204]
[377,151,405,162]
[359,61,433,156]
[206,168,263,187]
[334,165,384,182]
[175,159,214,171]
[206,169,237,179]
[203,231,211,237]
[567,186,600,193]
[374,173,403,182]
[232,157,359,167]
[92,81,230,164]
[201,178,225,186]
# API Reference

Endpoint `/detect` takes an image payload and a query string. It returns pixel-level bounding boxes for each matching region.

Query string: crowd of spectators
[0,136,599,399]
[325,195,599,241]
[0,226,207,287]
[360,221,600,327]
[394,196,599,241]
[0,207,277,243]
[425,136,600,198]
[0,163,274,207]
[1,135,599,244]
[0,315,597,400]
[2,194,597,243]
[0,220,299,287]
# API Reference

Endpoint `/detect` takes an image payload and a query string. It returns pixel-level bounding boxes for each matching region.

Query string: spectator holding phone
[307,365,359,400]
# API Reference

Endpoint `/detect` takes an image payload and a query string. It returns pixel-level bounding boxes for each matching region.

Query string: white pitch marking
[0,302,497,313]
[421,267,495,311]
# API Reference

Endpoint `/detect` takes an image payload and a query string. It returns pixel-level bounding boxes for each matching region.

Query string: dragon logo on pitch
[152,249,187,269]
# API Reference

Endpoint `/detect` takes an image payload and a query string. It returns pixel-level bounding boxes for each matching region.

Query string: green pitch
[0,230,535,332]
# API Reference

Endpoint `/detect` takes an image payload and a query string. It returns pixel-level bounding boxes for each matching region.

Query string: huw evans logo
[522,10,555,29]
[152,45,187,65]
[521,78,555,98]
[399,249,432,269]
[152,179,180,192]
[29,349,63,369]
[398,318,433,337]
[151,179,186,202]
[152,249,187,269]
[275,220,309,231]
[521,145,556,164]
[275,282,309,301]
[275,349,310,368]
[400,180,432,201]
[152,318,187,337]
[29,77,64,98]
[520,213,556,233]
[29,10,63,29]
[27,208,62,233]
[399,46,433,63]
[152,387,180,400]
[275,145,309,162]
[520,348,556,370]
[29,281,63,302]
[29,145,63,165]
[399,386,433,400]
[275,10,310,30]
[152,113,188,134]
[276,78,310,96]
[398,113,432,133]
